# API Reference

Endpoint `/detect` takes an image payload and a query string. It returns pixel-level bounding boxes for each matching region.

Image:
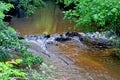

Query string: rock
[65,32,80,37]
[65,32,85,41]
[18,36,24,39]
[43,34,51,39]
[55,37,71,42]
[24,31,118,50]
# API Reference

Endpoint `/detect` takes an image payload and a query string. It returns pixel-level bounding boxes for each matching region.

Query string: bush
[0,1,24,61]
[0,58,56,80]
[0,1,53,80]
[0,61,26,80]
[2,0,46,16]
[57,0,120,32]
[0,1,43,64]
[114,49,120,58]
[18,0,46,15]
[21,52,43,67]
[25,62,56,80]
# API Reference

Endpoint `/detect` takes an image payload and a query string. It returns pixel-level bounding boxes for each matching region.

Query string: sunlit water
[10,1,120,80]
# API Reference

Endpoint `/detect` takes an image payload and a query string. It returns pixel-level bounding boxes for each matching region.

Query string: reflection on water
[10,1,74,36]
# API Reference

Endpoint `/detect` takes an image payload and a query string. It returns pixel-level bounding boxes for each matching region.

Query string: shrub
[0,1,24,61]
[0,61,26,80]
[2,0,46,16]
[57,0,120,32]
[21,52,43,67]
[0,1,43,64]
[25,62,56,80]
[114,50,120,57]
[0,1,50,80]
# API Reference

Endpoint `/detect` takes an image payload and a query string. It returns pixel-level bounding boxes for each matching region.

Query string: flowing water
[47,41,120,80]
[10,1,120,80]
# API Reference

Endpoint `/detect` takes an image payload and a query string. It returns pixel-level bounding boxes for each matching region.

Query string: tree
[57,0,120,32]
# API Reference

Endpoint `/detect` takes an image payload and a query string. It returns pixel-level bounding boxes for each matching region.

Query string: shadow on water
[10,1,75,36]
[10,1,120,80]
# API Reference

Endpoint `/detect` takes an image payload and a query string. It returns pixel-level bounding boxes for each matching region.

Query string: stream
[10,1,120,80]
[10,1,74,36]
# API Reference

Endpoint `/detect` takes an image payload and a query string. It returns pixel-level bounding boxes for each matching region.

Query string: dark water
[10,1,74,36]
[10,1,120,80]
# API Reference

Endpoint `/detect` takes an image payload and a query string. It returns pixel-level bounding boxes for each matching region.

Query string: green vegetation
[0,58,55,80]
[18,0,46,15]
[0,2,24,79]
[0,1,56,80]
[0,59,26,80]
[114,50,120,57]
[57,0,120,57]
[57,0,120,32]
[1,0,120,79]
[25,62,56,80]
[2,0,46,16]
[0,1,19,61]
[20,53,43,66]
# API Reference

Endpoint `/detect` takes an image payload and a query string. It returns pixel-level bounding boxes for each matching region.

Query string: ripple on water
[46,41,120,80]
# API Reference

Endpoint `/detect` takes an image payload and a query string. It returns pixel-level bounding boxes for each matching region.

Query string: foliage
[39,63,57,80]
[0,1,55,80]
[0,1,24,61]
[0,1,44,66]
[0,1,13,19]
[18,0,46,15]
[21,53,43,67]
[0,61,26,80]
[114,50,120,57]
[0,58,56,80]
[25,63,57,80]
[56,0,75,6]
[110,36,120,48]
[2,0,46,16]
[57,0,120,32]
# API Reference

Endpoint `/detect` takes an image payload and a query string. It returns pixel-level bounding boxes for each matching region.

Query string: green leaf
[0,12,5,19]
[15,59,23,64]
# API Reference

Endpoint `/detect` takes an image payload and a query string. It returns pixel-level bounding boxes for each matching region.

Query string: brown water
[47,42,120,80]
[10,1,120,80]
[10,1,74,36]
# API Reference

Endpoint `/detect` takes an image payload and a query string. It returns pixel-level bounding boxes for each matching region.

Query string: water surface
[10,1,74,36]
[10,1,120,80]
[47,42,120,79]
